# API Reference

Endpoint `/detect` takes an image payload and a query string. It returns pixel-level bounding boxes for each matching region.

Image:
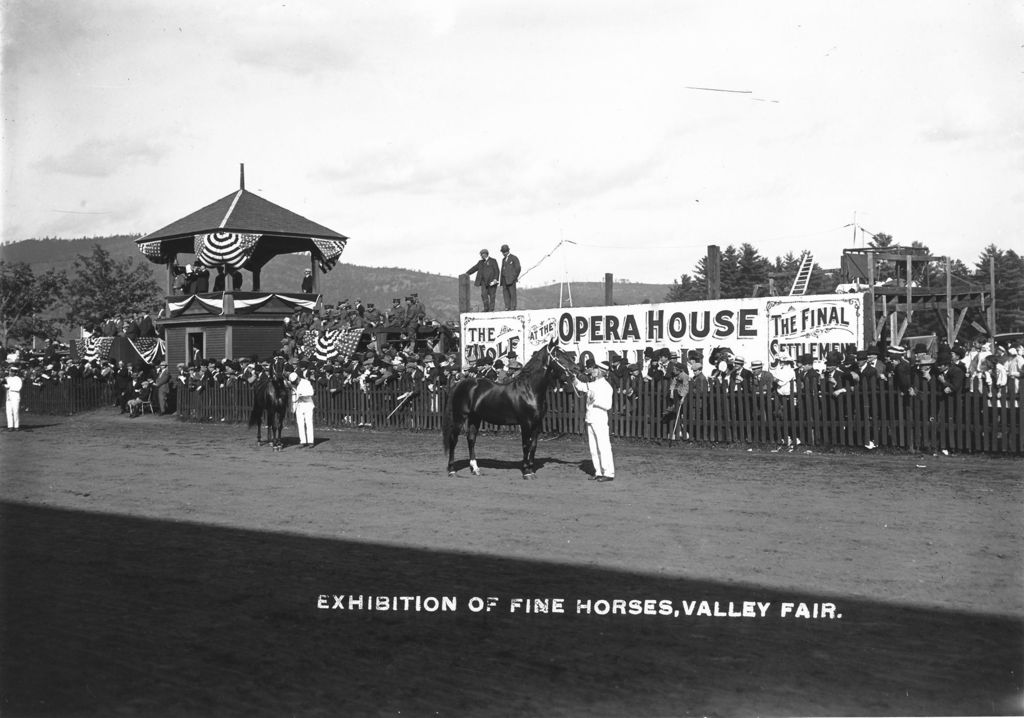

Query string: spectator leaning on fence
[1007,346,1023,382]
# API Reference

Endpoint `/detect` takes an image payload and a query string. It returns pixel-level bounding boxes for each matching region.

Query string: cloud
[233,38,355,77]
[311,142,665,215]
[34,137,170,178]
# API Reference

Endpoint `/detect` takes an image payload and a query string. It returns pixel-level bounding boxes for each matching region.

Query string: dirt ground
[1,409,1022,717]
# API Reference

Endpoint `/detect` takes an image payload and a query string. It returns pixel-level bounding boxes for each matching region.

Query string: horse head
[544,341,581,384]
[270,355,288,379]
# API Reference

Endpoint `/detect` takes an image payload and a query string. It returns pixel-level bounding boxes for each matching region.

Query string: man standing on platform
[499,244,521,310]
[465,249,499,312]
[301,269,314,293]
[403,293,426,334]
[572,358,616,483]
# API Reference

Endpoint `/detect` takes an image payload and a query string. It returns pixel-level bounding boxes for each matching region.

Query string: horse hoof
[448,471,456,477]
[523,473,536,480]
[471,470,481,476]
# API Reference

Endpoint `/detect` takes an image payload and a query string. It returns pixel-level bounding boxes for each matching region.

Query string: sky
[2,1,1022,288]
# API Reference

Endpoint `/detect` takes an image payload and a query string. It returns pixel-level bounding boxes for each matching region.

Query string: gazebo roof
[138,188,347,244]
[135,176,348,272]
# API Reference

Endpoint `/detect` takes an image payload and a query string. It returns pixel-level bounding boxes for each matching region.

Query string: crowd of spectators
[2,331,1021,432]
[83,312,163,340]
[171,262,244,294]
[280,298,457,359]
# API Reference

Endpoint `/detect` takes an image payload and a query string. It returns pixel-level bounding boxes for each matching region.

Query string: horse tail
[248,399,262,428]
[441,386,454,450]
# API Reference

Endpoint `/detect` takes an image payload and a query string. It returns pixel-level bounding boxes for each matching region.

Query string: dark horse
[248,355,290,450]
[443,339,579,478]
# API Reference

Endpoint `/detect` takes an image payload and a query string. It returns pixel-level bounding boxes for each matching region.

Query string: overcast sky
[2,1,1022,287]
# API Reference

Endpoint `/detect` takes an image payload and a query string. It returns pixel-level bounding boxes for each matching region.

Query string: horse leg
[527,423,543,477]
[446,414,464,477]
[466,417,482,476]
[256,414,264,446]
[520,422,535,479]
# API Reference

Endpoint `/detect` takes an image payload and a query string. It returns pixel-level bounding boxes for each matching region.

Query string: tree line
[1,246,160,348]
[2,236,1022,349]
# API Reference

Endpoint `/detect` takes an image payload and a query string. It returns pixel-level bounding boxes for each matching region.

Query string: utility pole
[707,245,721,300]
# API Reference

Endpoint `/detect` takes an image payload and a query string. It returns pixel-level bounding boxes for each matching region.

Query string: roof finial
[239,163,245,190]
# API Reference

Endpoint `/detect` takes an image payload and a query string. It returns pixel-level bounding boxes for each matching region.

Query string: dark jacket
[466,257,499,287]
[500,253,521,286]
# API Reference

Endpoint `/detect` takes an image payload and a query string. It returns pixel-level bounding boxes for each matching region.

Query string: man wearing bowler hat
[465,249,500,312]
[498,244,521,310]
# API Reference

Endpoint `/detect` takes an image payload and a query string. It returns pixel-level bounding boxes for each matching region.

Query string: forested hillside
[0,236,669,323]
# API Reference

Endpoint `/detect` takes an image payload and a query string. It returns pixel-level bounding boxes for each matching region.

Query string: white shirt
[774,364,795,396]
[4,375,22,396]
[292,378,315,405]
[573,375,613,422]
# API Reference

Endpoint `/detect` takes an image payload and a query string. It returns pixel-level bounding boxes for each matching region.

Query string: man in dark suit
[154,361,173,414]
[465,249,499,312]
[124,314,141,340]
[192,262,210,293]
[499,244,521,310]
[363,303,382,327]
[136,313,153,338]
[403,294,426,335]
[212,265,227,292]
[301,269,314,293]
[888,345,916,397]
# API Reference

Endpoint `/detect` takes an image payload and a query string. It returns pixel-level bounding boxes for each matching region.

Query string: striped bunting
[138,241,168,263]
[301,327,364,361]
[76,337,115,362]
[194,232,261,270]
[312,238,347,272]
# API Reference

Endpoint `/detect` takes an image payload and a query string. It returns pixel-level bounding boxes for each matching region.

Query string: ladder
[789,251,814,296]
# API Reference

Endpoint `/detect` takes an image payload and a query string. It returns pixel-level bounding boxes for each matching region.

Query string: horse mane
[518,347,547,373]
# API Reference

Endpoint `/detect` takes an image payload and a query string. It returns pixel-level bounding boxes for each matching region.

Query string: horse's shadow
[255,437,328,450]
[285,437,327,450]
[447,456,585,476]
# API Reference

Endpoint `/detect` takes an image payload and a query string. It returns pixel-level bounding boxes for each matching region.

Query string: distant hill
[1,236,673,322]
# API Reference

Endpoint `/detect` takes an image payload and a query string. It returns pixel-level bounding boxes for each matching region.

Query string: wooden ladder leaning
[789,251,814,296]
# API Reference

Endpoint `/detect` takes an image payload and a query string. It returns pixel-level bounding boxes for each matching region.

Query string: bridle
[545,344,582,394]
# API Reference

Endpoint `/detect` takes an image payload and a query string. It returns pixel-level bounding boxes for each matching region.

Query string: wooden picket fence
[174,377,1024,455]
[11,376,1021,454]
[17,380,115,416]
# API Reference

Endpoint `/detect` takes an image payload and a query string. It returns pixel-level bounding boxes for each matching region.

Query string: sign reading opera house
[460,293,869,369]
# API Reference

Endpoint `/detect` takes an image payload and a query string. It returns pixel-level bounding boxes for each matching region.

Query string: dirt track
[1,409,1022,717]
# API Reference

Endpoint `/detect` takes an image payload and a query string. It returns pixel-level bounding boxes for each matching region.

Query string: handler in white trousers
[289,371,316,448]
[573,359,615,482]
[4,366,23,430]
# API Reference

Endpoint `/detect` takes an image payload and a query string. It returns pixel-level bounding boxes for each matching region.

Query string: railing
[18,380,115,416]
[12,375,1022,454]
[176,377,1024,454]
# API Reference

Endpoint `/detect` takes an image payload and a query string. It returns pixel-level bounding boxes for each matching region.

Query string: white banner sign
[461,293,868,369]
